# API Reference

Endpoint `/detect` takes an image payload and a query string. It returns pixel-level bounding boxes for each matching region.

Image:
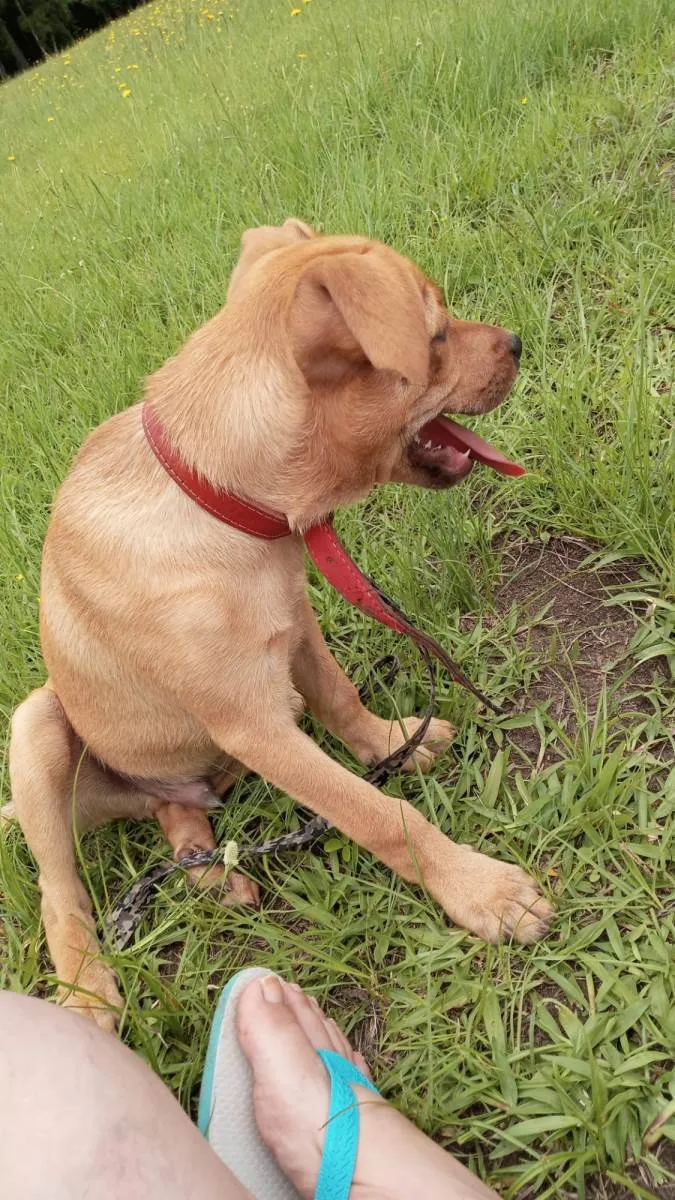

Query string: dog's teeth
[412,434,441,451]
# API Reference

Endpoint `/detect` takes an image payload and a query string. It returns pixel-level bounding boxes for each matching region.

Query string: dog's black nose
[509,332,522,360]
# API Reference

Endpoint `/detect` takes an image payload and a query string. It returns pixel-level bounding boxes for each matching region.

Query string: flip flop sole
[198,967,302,1200]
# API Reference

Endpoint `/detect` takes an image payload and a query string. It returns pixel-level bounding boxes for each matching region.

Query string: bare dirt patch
[586,1140,675,1200]
[490,535,664,762]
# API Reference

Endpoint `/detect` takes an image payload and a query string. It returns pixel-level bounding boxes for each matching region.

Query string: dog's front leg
[199,694,552,946]
[293,598,454,773]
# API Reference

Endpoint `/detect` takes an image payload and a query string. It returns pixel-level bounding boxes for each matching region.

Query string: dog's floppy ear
[281,217,315,241]
[295,248,429,384]
[228,217,315,296]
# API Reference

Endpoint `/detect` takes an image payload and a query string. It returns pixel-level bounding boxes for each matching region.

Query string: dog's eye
[431,327,448,344]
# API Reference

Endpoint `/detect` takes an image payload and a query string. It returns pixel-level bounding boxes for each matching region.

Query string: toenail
[260,976,284,1004]
[288,982,303,994]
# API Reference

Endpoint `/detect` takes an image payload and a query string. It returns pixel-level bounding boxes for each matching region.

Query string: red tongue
[422,416,526,478]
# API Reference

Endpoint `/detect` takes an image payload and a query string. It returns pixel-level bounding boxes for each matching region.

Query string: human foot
[236,976,497,1200]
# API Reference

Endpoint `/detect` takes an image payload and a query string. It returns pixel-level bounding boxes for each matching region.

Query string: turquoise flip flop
[198,967,380,1200]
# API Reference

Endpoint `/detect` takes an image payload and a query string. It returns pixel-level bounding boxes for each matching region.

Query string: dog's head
[206,220,520,522]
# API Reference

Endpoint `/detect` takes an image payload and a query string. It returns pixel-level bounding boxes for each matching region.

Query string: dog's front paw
[385,715,455,773]
[438,849,553,944]
[355,714,455,773]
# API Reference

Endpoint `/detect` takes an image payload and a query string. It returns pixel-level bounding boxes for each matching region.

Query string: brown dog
[7,220,552,1031]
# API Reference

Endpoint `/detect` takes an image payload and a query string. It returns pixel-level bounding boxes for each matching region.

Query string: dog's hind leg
[9,687,125,1032]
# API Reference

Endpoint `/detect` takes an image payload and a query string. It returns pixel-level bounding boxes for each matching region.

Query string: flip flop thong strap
[314,1049,380,1200]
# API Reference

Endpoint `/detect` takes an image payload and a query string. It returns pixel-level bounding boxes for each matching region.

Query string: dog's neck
[144,309,372,529]
[145,312,305,524]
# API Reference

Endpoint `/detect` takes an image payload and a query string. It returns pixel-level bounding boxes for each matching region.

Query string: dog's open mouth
[409,415,525,481]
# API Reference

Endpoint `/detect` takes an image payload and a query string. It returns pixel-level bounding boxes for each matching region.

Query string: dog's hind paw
[186,863,261,909]
[57,963,123,1034]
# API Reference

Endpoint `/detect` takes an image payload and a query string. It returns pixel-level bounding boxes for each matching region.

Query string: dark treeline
[0,0,142,79]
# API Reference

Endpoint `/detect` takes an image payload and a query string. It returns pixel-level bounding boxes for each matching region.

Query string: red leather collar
[142,403,502,713]
[142,403,291,540]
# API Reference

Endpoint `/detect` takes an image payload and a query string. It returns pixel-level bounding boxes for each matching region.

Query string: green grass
[1,0,674,1194]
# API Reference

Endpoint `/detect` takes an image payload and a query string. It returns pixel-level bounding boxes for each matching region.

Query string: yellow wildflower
[47,116,55,122]
[15,573,24,582]
[290,6,300,13]
[297,51,308,58]
[121,87,132,98]
[520,96,529,104]
[8,154,16,161]
[128,63,139,69]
